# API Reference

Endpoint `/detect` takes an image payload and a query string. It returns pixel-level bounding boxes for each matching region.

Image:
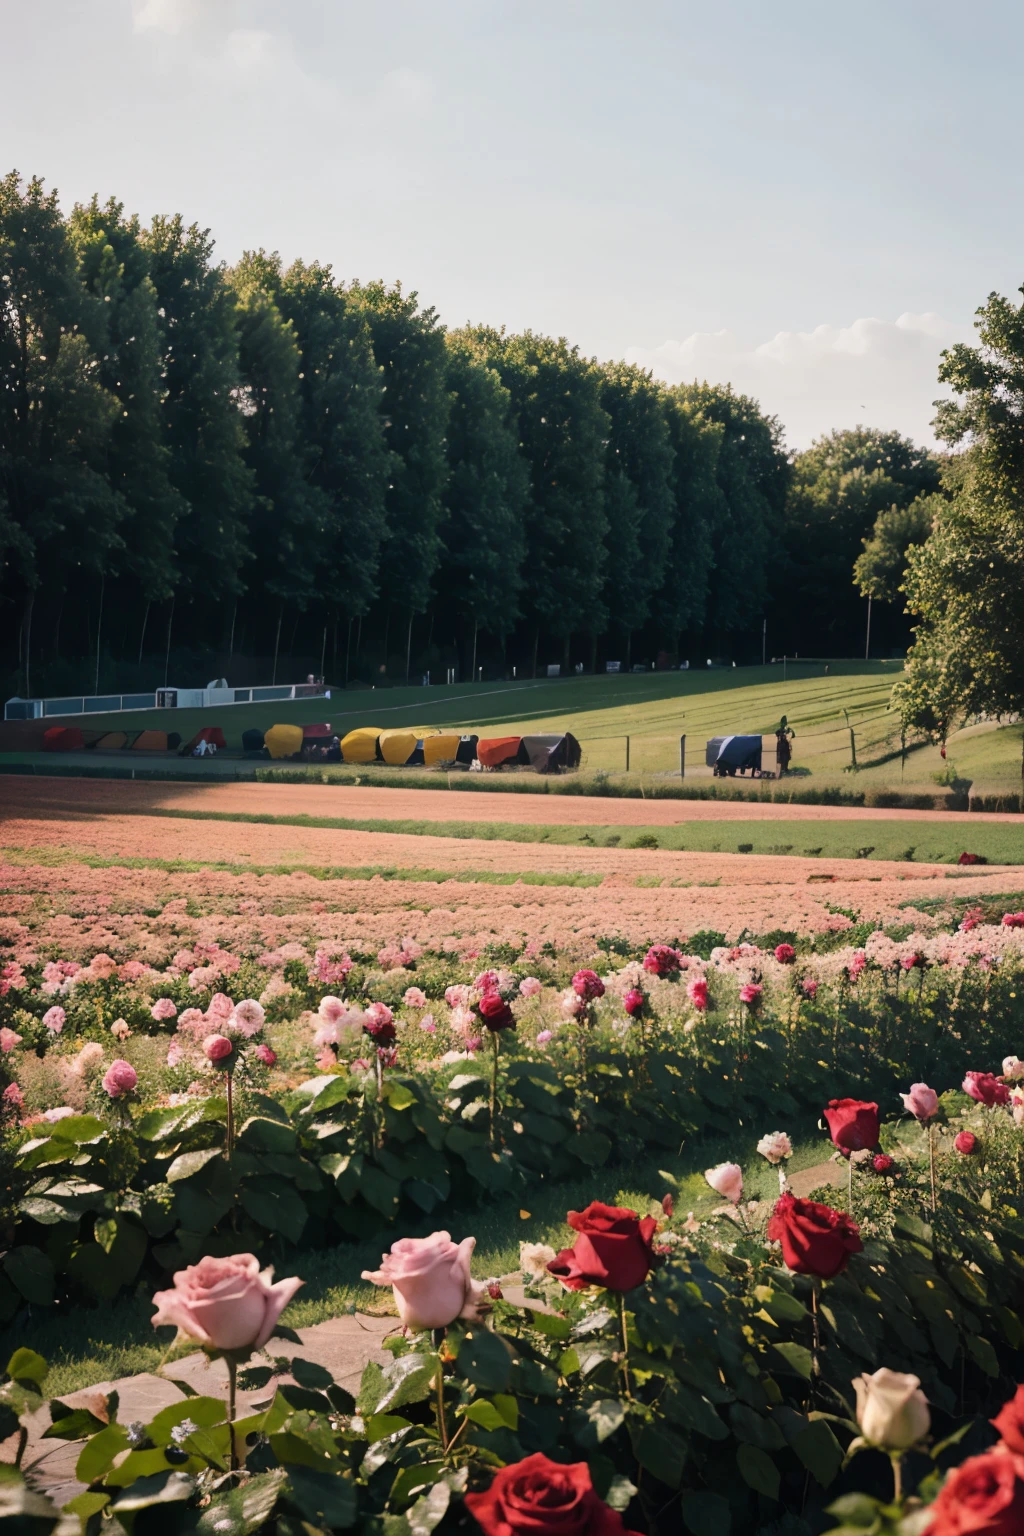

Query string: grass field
[13,659,1024,793]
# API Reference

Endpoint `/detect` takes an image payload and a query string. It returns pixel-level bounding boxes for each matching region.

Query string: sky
[4,0,1022,449]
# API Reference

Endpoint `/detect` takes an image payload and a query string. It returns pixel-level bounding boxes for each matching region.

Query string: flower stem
[617,1291,633,1400]
[810,1276,821,1379]
[891,1453,903,1504]
[227,1358,237,1471]
[847,1152,853,1216]
[225,1071,234,1160]
[434,1358,449,1451]
[489,1029,499,1151]
[929,1122,937,1214]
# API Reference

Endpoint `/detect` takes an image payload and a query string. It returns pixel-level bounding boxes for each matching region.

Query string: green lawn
[92,804,1024,865]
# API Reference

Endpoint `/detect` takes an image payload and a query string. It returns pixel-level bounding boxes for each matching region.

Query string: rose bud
[774,943,796,965]
[477,989,516,1032]
[103,1060,138,1098]
[704,1162,744,1204]
[824,1098,880,1156]
[955,1130,977,1155]
[872,1154,895,1175]
[853,1368,930,1450]
[203,1034,233,1063]
[623,987,645,1017]
[900,1082,939,1122]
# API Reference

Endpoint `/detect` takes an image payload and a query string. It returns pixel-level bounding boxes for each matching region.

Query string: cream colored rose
[853,1368,930,1450]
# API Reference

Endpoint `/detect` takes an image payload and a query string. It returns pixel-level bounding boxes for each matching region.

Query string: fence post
[679,734,686,779]
[625,735,630,772]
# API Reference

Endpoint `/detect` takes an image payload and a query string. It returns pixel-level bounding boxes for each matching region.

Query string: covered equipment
[340,727,382,764]
[378,728,424,766]
[179,726,227,756]
[706,735,766,777]
[264,723,303,760]
[242,728,266,754]
[422,732,477,766]
[94,731,128,751]
[521,733,582,773]
[42,726,84,752]
[131,731,168,752]
[476,736,522,768]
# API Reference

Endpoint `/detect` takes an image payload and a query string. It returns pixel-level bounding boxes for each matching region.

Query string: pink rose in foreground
[0,1028,22,1053]
[963,1071,1010,1107]
[361,1230,488,1331]
[207,992,235,1021]
[103,1060,138,1098]
[757,1131,792,1165]
[152,1253,302,1353]
[519,977,542,998]
[901,1082,939,1122]
[254,1043,276,1066]
[203,1034,233,1064]
[445,984,471,1009]
[231,999,265,1037]
[151,998,178,1022]
[403,987,427,1008]
[42,1006,65,1034]
[705,1162,743,1203]
[318,995,348,1025]
[177,1007,206,1034]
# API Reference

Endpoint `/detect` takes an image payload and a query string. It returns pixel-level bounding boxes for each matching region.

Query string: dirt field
[3,775,1023,828]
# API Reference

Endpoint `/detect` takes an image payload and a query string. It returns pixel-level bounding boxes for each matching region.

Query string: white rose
[853,1368,930,1450]
[519,1242,557,1281]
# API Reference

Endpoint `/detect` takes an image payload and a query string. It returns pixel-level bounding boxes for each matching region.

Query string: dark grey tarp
[521,733,583,773]
[707,735,762,774]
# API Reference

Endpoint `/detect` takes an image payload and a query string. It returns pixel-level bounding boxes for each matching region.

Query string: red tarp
[302,722,332,738]
[43,726,84,752]
[476,736,522,768]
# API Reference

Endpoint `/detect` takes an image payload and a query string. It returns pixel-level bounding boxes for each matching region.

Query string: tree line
[0,171,945,696]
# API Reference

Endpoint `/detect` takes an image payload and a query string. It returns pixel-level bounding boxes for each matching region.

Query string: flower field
[3,779,1024,1532]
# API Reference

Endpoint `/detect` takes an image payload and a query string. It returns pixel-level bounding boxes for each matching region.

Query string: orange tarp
[476,736,521,768]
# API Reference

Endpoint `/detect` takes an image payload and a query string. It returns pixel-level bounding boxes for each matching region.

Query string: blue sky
[5,0,1021,446]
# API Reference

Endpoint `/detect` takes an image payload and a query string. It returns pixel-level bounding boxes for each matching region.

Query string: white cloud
[378,67,434,111]
[627,312,973,449]
[132,0,205,34]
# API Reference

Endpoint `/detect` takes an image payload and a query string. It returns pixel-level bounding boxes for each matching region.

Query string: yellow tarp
[265,723,303,760]
[340,727,383,764]
[378,728,424,765]
[423,733,462,766]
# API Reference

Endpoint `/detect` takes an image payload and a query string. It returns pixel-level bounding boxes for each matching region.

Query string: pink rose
[0,1028,22,1053]
[571,970,605,1003]
[361,1230,487,1331]
[167,1041,184,1067]
[1002,913,1024,929]
[103,1060,138,1098]
[800,977,818,999]
[955,1130,977,1155]
[519,977,542,998]
[445,985,471,1009]
[151,1253,302,1353]
[231,999,265,1037]
[687,976,708,1011]
[403,987,427,1008]
[207,992,235,1021]
[177,1007,206,1034]
[901,1082,939,1122]
[151,998,178,1022]
[705,1162,743,1204]
[964,1071,1010,1107]
[89,953,117,980]
[419,1014,436,1033]
[739,983,762,1007]
[774,944,796,965]
[3,1082,24,1110]
[318,996,348,1025]
[623,987,645,1017]
[316,1048,337,1071]
[536,1029,553,1045]
[255,1043,276,1066]
[42,1006,65,1034]
[203,1034,234,1063]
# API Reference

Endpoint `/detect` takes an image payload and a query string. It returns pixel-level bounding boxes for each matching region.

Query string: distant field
[7,660,1023,792]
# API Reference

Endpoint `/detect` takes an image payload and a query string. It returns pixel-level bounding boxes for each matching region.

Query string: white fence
[4,683,330,721]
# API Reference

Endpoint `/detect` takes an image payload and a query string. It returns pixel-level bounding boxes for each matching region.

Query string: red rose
[547,1201,657,1292]
[955,1131,977,1155]
[465,1452,641,1536]
[623,987,645,1017]
[774,943,796,964]
[1002,913,1024,929]
[767,1193,862,1279]
[992,1386,1024,1455]
[824,1098,880,1156]
[571,969,605,1003]
[928,1450,1024,1536]
[477,989,515,1032]
[643,945,682,977]
[872,1154,894,1174]
[963,1071,1010,1107]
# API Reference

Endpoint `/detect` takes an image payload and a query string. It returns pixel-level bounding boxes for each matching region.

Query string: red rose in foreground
[824,1098,880,1156]
[774,943,796,964]
[643,945,682,977]
[963,1071,1010,1107]
[571,969,605,1003]
[954,1130,977,1155]
[547,1201,657,1292]
[767,1193,862,1279]
[623,987,645,1017]
[992,1385,1024,1456]
[477,989,516,1032]
[465,1452,641,1536]
[872,1154,894,1174]
[927,1450,1024,1536]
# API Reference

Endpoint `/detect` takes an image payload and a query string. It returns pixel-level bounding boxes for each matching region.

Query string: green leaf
[525,1310,571,1340]
[239,1180,307,1243]
[682,1490,731,1536]
[356,1361,386,1416]
[167,1147,224,1183]
[285,1466,357,1528]
[148,1397,226,1447]
[42,1408,105,1441]
[771,1341,813,1379]
[387,1463,446,1507]
[4,1248,54,1306]
[110,1471,195,1513]
[730,1403,786,1450]
[577,1399,625,1448]
[75,1421,130,1483]
[826,1492,884,1527]
[793,1418,844,1487]
[365,1414,413,1442]
[385,1082,417,1111]
[457,1329,514,1393]
[458,1400,508,1432]
[375,1353,440,1414]
[629,1420,686,1489]
[662,1383,728,1441]
[63,1491,111,1521]
[405,1481,449,1536]
[290,1358,333,1391]
[6,1348,47,1387]
[105,1448,180,1487]
[238,1117,297,1154]
[195,1470,287,1536]
[737,1443,780,1500]
[49,1115,106,1145]
[572,1131,612,1166]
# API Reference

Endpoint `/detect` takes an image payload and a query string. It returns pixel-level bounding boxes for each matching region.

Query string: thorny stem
[891,1452,903,1505]
[617,1291,633,1400]
[489,1030,499,1151]
[929,1122,937,1214]
[227,1358,237,1471]
[434,1357,449,1451]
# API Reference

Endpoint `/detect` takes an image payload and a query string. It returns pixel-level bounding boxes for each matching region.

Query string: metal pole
[625,735,630,772]
[865,595,872,661]
[679,734,686,779]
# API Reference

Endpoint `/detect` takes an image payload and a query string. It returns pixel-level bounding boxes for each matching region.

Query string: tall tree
[853,494,938,605]
[599,362,675,666]
[438,331,528,676]
[142,215,253,623]
[479,330,609,672]
[69,196,185,662]
[654,393,723,654]
[228,251,331,678]
[0,172,125,693]
[275,260,392,674]
[350,281,449,676]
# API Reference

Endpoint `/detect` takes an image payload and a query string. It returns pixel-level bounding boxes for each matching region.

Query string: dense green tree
[599,363,675,666]
[142,215,254,621]
[653,392,722,654]
[853,494,938,604]
[0,173,125,693]
[480,330,610,672]
[69,197,186,661]
[438,331,528,675]
[895,289,1024,768]
[350,281,450,677]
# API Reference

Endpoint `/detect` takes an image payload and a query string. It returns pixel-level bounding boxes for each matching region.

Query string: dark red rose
[376,1045,398,1068]
[767,1193,862,1279]
[955,1130,977,1155]
[464,1452,641,1536]
[623,987,645,1017]
[963,1071,1010,1107]
[571,969,605,1003]
[661,1192,673,1217]
[477,988,516,1032]
[927,1450,1024,1536]
[992,1386,1024,1456]
[824,1098,880,1156]
[547,1201,657,1292]
[1002,913,1024,929]
[872,1154,894,1175]
[487,1282,503,1301]
[643,945,682,977]
[774,943,796,964]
